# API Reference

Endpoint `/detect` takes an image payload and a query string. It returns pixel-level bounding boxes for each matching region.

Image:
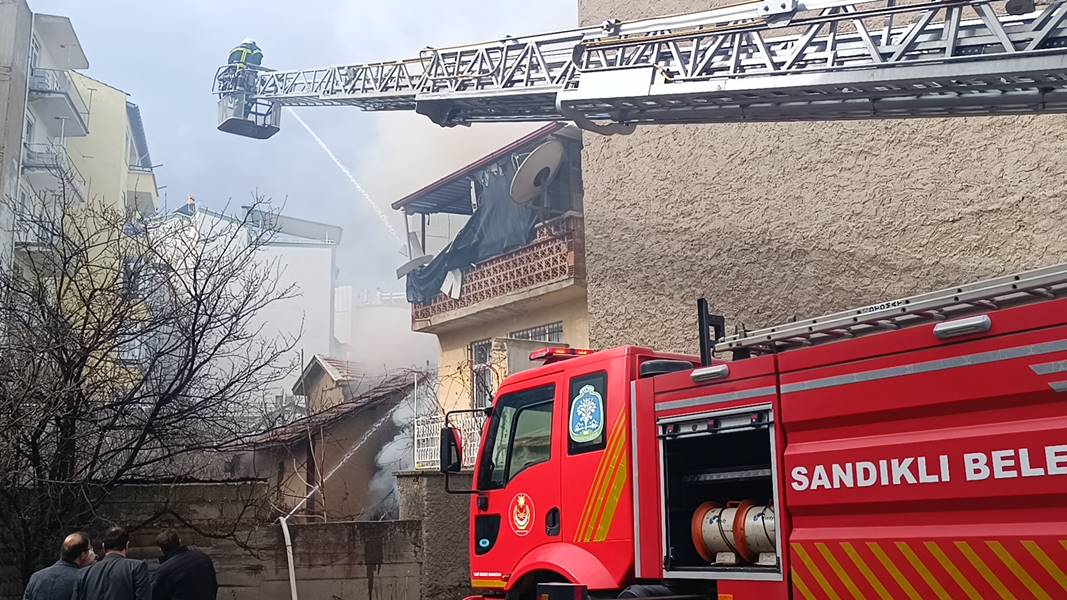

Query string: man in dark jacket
[22,532,94,600]
[151,529,218,600]
[72,527,150,600]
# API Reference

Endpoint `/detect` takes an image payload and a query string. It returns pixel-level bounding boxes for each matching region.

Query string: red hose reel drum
[691,500,777,565]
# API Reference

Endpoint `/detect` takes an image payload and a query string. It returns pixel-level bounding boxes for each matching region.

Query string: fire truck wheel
[618,584,673,597]
[508,571,567,600]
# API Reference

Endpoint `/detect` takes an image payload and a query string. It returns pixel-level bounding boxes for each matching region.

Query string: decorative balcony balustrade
[412,213,585,322]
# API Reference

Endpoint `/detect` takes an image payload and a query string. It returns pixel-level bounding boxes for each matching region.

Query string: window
[24,114,35,147]
[568,372,608,455]
[470,339,494,408]
[510,321,564,343]
[478,384,555,490]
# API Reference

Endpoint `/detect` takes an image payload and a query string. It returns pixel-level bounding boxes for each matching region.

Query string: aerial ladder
[214,0,1067,138]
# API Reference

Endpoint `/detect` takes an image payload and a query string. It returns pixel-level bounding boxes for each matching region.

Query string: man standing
[151,529,218,600]
[22,532,95,600]
[72,527,149,600]
[227,38,263,70]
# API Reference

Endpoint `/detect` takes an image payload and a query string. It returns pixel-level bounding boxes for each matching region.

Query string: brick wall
[577,0,1067,354]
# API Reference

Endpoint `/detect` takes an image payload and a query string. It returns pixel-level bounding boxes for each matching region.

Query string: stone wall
[578,0,1067,353]
[396,470,474,600]
[1,477,473,600]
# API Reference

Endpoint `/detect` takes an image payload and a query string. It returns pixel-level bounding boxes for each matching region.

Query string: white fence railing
[414,412,486,471]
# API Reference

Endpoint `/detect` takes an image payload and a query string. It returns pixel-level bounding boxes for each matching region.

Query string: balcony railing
[22,143,87,200]
[412,213,585,322]
[414,412,486,471]
[28,68,89,130]
[14,215,55,246]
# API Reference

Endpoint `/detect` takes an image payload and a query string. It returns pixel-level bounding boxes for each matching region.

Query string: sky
[30,0,579,289]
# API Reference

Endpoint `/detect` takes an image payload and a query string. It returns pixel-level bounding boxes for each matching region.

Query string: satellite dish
[510,139,564,205]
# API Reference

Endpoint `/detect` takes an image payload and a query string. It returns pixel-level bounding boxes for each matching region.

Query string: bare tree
[0,188,298,583]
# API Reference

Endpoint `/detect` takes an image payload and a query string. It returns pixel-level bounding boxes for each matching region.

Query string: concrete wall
[396,470,474,600]
[578,0,1067,353]
[0,481,438,600]
[434,294,589,410]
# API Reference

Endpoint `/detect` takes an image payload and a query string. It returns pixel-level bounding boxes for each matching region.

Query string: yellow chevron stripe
[866,542,921,600]
[576,413,626,541]
[1022,541,1067,593]
[471,578,507,589]
[987,541,1050,600]
[840,542,893,600]
[573,412,625,539]
[793,543,842,600]
[814,542,864,600]
[580,417,627,541]
[955,541,1015,600]
[924,542,982,600]
[895,542,950,600]
[592,453,628,542]
[1061,540,1067,553]
[792,569,817,600]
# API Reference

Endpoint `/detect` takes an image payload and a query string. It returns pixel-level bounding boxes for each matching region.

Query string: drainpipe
[277,516,300,600]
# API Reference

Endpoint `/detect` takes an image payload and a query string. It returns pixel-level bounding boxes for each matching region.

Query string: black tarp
[406,165,537,304]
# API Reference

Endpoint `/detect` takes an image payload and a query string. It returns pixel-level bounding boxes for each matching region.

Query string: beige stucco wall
[66,73,155,214]
[578,0,1067,353]
[433,293,589,411]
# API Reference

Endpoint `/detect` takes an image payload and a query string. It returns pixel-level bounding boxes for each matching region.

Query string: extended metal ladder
[215,0,1067,137]
[715,262,1067,354]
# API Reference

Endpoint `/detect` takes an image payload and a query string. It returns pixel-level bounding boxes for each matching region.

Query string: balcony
[411,213,586,333]
[22,143,87,202]
[14,214,56,248]
[414,412,485,471]
[28,68,89,137]
[126,164,158,216]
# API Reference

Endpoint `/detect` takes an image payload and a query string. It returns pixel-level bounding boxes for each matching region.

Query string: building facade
[0,2,89,267]
[333,286,438,374]
[394,123,590,419]
[578,0,1067,354]
[173,202,341,420]
[65,74,157,216]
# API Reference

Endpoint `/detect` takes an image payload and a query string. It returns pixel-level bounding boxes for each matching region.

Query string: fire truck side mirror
[439,427,463,474]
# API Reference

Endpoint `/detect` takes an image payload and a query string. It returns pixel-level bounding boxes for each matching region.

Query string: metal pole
[412,371,418,469]
[278,516,300,600]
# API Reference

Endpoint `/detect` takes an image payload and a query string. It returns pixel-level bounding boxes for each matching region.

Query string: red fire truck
[440,263,1067,599]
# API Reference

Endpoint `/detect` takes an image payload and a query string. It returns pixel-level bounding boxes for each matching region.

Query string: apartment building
[0,1,89,266]
[393,124,589,467]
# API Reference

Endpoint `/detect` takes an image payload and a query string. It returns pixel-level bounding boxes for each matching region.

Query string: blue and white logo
[569,384,604,443]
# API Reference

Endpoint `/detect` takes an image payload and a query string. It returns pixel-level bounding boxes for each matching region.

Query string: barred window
[510,321,564,344]
[470,339,494,409]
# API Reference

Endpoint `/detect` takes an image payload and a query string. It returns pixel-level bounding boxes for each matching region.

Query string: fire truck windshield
[477,384,555,491]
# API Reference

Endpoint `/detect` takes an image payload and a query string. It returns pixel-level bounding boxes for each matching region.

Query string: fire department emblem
[509,493,534,536]
[569,384,604,443]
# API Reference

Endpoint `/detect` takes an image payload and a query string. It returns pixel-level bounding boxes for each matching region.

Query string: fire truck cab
[443,265,1067,600]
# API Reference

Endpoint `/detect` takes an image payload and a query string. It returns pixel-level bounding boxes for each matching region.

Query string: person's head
[101,527,129,556]
[61,532,94,567]
[241,37,258,49]
[155,529,182,555]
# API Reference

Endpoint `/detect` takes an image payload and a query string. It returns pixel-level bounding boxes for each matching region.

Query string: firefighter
[228,38,263,69]
[224,38,263,93]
